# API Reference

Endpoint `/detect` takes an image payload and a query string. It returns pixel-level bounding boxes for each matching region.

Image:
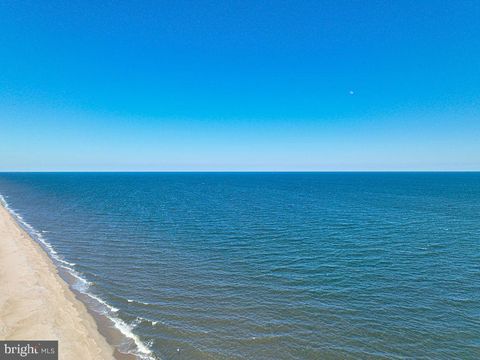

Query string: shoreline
[0,200,129,359]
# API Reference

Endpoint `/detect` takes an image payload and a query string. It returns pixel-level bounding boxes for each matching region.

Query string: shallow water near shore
[1,172,479,359]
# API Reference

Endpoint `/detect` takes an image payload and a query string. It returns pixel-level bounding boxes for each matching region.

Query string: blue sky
[1,0,479,171]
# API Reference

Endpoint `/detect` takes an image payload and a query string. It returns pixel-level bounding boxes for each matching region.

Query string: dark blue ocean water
[0,173,479,359]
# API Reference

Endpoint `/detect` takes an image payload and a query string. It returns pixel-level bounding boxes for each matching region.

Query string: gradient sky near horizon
[1,1,479,171]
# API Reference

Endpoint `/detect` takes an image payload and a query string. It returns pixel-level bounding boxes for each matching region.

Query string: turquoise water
[0,173,479,359]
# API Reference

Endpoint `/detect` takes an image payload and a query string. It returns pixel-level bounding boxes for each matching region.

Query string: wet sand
[0,202,115,359]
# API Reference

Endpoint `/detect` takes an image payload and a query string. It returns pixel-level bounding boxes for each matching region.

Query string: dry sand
[0,202,115,359]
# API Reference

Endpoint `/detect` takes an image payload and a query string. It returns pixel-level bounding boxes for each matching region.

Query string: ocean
[0,172,479,359]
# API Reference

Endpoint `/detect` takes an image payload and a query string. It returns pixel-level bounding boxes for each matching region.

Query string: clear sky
[1,1,479,171]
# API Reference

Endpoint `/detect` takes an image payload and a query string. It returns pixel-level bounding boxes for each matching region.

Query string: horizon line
[1,170,479,173]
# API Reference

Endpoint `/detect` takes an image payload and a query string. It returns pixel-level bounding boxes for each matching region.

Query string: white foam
[87,293,120,313]
[57,258,76,267]
[0,193,155,360]
[127,298,150,305]
[131,317,142,328]
[108,315,155,359]
[133,316,159,327]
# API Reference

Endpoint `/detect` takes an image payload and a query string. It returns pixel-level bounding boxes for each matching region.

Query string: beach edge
[0,201,116,360]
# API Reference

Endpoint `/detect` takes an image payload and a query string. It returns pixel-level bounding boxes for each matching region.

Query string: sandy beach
[0,202,115,359]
